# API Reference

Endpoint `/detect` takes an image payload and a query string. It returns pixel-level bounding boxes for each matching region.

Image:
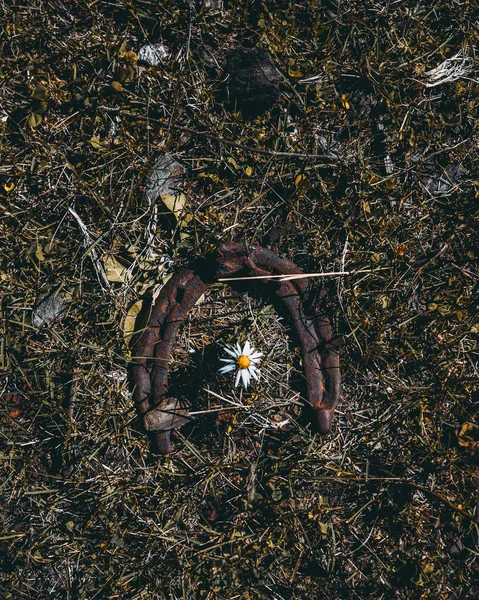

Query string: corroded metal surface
[129,242,341,454]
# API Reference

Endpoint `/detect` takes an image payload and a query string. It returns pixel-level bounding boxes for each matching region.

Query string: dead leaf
[102,254,130,283]
[295,173,306,187]
[459,422,475,440]
[32,83,48,101]
[28,113,42,127]
[456,423,479,455]
[159,192,190,224]
[123,51,138,65]
[35,244,45,262]
[146,154,191,237]
[122,300,143,346]
[89,136,102,149]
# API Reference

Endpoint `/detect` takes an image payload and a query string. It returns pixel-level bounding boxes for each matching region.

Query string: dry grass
[1,1,478,598]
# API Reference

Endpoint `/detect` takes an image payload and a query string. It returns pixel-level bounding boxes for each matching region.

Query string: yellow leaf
[459,422,475,440]
[4,182,15,192]
[111,81,124,92]
[160,193,191,231]
[102,254,130,283]
[117,43,127,58]
[28,113,42,127]
[198,172,220,183]
[122,300,143,346]
[295,173,306,187]
[319,522,329,535]
[32,83,48,101]
[288,69,303,78]
[227,157,239,170]
[35,245,45,262]
[385,178,395,190]
[245,166,253,176]
[422,562,435,575]
[123,50,138,65]
[89,136,102,149]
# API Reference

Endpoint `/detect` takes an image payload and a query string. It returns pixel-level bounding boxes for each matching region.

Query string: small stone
[225,47,281,116]
[449,539,465,556]
[32,291,68,327]
[146,154,185,205]
[138,43,170,66]
[143,399,193,432]
[204,0,223,13]
[424,164,466,196]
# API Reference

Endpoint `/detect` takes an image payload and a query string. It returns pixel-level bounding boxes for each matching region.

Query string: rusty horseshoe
[129,241,341,454]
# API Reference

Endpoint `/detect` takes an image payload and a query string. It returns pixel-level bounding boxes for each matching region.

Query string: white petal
[241,368,250,389]
[235,370,241,387]
[219,364,235,374]
[249,351,263,360]
[249,366,260,381]
[223,346,239,358]
[236,342,242,355]
[220,358,235,363]
[243,340,251,356]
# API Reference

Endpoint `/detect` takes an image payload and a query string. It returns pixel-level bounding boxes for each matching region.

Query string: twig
[378,467,478,523]
[218,268,384,283]
[119,112,342,162]
[423,51,474,87]
[68,207,111,291]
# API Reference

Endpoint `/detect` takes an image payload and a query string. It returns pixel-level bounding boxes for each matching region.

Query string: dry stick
[252,247,308,295]
[404,480,478,523]
[67,207,110,291]
[414,223,467,281]
[218,272,347,282]
[378,468,478,523]
[119,112,341,162]
[217,268,385,283]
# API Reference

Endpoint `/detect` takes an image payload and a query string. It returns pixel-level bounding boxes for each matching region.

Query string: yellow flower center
[236,354,251,369]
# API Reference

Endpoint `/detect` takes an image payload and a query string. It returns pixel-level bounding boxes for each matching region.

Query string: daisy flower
[218,340,262,390]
